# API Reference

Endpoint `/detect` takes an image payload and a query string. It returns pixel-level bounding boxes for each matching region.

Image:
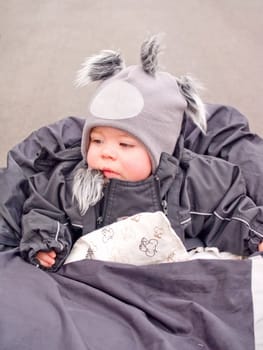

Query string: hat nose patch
[90,80,144,119]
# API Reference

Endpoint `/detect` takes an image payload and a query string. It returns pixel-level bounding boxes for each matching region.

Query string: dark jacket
[1,104,263,267]
[19,134,263,271]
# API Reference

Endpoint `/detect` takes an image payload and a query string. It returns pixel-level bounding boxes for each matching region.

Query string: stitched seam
[187,210,263,238]
[71,223,83,228]
[55,221,60,241]
[180,218,191,225]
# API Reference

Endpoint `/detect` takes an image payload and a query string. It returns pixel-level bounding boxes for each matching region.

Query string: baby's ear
[75,50,125,87]
[176,75,207,133]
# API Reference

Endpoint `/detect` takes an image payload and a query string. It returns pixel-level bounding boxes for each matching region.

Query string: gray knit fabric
[81,65,187,170]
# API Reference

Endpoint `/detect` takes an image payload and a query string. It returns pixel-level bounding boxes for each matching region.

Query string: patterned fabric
[65,211,242,266]
[65,211,189,265]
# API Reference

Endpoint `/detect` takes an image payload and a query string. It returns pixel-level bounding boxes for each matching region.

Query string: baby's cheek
[125,160,151,181]
[87,149,97,168]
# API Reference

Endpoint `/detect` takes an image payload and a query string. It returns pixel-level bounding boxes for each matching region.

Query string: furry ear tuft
[75,50,125,87]
[176,76,207,133]
[141,34,163,75]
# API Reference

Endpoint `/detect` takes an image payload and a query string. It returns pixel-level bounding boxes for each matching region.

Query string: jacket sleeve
[184,103,263,206]
[19,160,78,271]
[182,151,263,256]
[20,210,73,271]
[20,209,72,271]
[0,116,83,250]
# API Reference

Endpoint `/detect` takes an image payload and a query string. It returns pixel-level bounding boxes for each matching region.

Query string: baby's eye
[119,142,134,148]
[90,138,102,144]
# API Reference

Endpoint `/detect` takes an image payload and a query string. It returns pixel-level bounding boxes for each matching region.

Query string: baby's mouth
[102,168,120,178]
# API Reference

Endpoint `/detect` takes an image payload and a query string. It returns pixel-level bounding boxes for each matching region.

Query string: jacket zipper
[154,175,168,215]
[96,215,103,228]
[96,182,111,228]
[162,198,168,216]
[97,177,167,227]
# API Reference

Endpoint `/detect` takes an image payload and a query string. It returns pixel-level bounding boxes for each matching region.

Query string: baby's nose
[101,145,117,159]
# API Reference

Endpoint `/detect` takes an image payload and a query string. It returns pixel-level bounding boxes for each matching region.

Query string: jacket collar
[154,152,179,198]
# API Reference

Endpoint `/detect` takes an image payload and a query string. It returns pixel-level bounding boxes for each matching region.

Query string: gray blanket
[1,249,262,350]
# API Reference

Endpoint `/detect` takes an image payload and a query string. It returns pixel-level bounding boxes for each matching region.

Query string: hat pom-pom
[176,75,207,133]
[75,50,125,87]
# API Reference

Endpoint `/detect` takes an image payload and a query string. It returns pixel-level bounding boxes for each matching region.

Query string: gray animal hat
[76,35,206,170]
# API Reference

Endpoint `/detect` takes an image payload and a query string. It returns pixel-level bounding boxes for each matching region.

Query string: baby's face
[87,126,152,181]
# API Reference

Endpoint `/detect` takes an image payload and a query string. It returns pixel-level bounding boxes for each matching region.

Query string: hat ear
[176,75,207,133]
[75,50,125,87]
[141,34,162,76]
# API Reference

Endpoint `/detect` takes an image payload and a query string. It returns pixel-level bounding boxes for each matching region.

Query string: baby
[20,35,263,270]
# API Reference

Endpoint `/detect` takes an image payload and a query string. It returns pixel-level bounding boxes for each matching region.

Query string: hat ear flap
[176,76,207,133]
[75,50,125,87]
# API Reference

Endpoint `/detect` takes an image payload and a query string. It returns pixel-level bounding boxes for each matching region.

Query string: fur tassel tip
[75,50,125,87]
[176,75,207,133]
[141,34,163,76]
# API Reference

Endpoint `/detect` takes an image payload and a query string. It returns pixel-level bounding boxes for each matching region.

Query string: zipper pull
[97,216,103,228]
[155,175,167,215]
[162,199,168,216]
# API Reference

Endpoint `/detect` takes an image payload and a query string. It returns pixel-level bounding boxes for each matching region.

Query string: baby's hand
[36,250,57,268]
[258,241,263,252]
